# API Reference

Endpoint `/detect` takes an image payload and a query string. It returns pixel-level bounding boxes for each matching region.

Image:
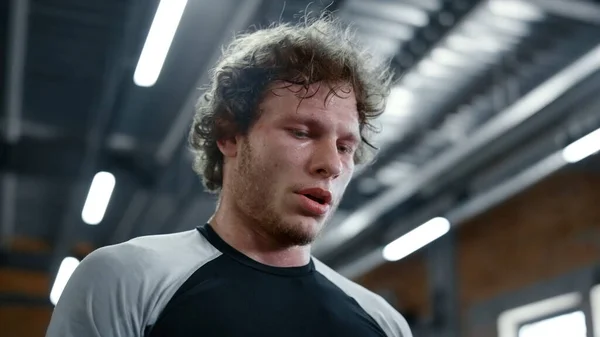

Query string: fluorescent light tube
[383,217,450,261]
[562,128,600,163]
[49,257,80,305]
[133,0,188,87]
[487,0,544,21]
[384,86,415,117]
[81,171,116,225]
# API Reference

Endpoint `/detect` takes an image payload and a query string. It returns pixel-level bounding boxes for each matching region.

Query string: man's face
[229,82,360,247]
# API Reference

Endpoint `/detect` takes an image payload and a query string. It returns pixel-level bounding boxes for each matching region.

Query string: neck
[208,196,311,268]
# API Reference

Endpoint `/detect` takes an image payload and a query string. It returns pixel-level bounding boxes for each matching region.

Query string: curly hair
[189,15,394,193]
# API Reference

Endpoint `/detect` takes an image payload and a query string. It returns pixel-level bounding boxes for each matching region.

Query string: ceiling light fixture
[133,0,188,87]
[487,0,544,21]
[81,171,116,225]
[49,257,80,305]
[562,128,600,163]
[382,217,451,261]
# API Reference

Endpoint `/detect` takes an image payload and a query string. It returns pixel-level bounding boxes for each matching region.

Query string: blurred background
[1,0,600,336]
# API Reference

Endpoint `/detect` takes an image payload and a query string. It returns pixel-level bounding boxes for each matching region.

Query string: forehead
[259,82,359,127]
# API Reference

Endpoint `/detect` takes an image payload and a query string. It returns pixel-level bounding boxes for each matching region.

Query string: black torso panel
[145,225,387,337]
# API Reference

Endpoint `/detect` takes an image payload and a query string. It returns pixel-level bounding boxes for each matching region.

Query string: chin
[273,215,324,246]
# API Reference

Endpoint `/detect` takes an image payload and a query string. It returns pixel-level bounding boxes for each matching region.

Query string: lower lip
[296,194,330,216]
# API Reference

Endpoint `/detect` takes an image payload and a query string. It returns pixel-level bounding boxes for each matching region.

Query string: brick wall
[0,306,53,337]
[0,238,53,337]
[0,238,95,336]
[357,253,430,317]
[358,170,600,333]
[458,170,600,306]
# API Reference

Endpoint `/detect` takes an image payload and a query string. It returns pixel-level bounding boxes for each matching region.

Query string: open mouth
[296,188,332,208]
[303,194,326,205]
[296,189,331,215]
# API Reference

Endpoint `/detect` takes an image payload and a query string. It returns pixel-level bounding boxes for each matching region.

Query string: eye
[338,144,355,154]
[290,129,309,139]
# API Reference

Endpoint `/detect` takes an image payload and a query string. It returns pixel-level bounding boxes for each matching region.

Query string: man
[46,16,413,337]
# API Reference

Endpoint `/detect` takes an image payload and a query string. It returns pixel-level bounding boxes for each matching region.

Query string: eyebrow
[342,130,361,145]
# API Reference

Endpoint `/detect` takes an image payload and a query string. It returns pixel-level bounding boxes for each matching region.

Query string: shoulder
[47,229,221,337]
[82,229,220,283]
[99,228,220,269]
[89,228,222,313]
[313,258,413,337]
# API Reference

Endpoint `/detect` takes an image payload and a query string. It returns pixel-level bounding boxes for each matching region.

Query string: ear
[217,137,238,158]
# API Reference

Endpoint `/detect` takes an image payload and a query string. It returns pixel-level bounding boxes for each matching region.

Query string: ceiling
[315,0,600,275]
[1,0,600,290]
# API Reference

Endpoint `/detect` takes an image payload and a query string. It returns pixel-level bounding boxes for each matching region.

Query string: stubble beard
[233,139,328,247]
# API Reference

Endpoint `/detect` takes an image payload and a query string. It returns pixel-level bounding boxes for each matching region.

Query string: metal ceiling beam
[0,137,154,187]
[1,0,29,251]
[345,0,598,195]
[381,0,443,12]
[314,28,600,258]
[414,32,600,197]
[338,77,600,279]
[0,117,68,140]
[528,0,600,25]
[391,0,484,75]
[48,1,147,278]
[338,0,486,211]
[3,0,28,144]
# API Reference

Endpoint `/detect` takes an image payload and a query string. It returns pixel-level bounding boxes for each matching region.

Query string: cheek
[336,168,354,190]
[271,141,307,165]
[254,142,301,180]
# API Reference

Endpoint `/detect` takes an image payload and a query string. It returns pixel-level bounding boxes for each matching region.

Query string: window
[497,292,584,337]
[518,310,587,337]
[592,284,600,337]
[493,270,600,337]
[498,284,600,337]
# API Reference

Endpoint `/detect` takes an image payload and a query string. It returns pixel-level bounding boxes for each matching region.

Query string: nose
[310,140,343,179]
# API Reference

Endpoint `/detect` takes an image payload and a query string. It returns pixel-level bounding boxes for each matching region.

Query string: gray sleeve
[45,246,144,337]
[45,229,221,337]
[367,295,413,337]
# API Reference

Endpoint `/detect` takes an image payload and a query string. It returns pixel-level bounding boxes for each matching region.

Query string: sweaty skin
[210,82,360,268]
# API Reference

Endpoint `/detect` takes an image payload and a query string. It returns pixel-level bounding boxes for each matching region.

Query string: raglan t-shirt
[45,224,413,337]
